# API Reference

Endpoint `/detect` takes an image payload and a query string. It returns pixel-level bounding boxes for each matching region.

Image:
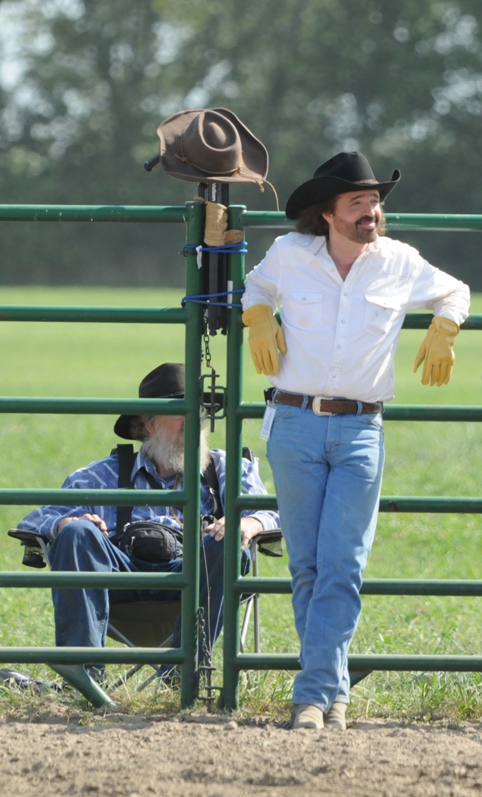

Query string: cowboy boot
[324,701,347,730]
[291,704,324,730]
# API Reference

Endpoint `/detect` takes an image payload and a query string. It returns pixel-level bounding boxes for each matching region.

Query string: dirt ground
[1,701,482,797]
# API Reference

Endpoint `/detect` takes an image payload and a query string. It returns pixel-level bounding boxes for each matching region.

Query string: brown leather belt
[273,390,383,416]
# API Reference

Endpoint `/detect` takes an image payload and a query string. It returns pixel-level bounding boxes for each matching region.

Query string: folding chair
[106,599,181,691]
[240,528,283,653]
[7,528,181,704]
[6,526,284,703]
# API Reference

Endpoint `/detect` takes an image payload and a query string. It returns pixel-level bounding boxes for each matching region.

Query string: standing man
[241,152,470,730]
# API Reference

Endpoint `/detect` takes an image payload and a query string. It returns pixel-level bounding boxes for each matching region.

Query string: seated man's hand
[240,517,264,550]
[204,516,263,550]
[204,517,226,543]
[58,513,108,536]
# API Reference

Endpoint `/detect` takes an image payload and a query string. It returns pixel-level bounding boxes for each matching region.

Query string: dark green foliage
[1,1,482,286]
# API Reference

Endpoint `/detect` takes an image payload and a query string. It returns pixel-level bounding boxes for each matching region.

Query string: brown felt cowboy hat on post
[157,108,269,184]
[114,363,222,440]
[285,151,401,220]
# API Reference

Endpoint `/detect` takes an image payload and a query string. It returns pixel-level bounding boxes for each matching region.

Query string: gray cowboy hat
[285,151,401,220]
[157,107,268,184]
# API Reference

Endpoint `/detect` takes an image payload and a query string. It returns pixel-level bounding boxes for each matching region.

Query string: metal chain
[202,315,212,370]
[196,606,219,711]
[201,315,219,432]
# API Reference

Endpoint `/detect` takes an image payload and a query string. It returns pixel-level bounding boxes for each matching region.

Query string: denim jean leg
[48,520,136,648]
[267,406,384,712]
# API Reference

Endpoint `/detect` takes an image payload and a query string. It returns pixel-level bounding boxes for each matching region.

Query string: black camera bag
[115,519,183,563]
[112,443,254,564]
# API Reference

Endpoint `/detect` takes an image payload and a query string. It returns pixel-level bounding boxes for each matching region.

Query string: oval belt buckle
[312,395,333,416]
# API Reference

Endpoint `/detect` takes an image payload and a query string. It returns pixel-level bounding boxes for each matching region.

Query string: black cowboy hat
[285,151,401,220]
[114,363,221,440]
[157,107,269,184]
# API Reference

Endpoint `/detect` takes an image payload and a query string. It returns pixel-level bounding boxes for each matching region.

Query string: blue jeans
[267,404,384,712]
[48,520,250,664]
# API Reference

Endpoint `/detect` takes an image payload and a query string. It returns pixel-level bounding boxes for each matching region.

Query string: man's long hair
[295,197,387,236]
[296,198,336,236]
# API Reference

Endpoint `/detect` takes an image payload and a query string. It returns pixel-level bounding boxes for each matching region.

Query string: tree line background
[1,0,482,289]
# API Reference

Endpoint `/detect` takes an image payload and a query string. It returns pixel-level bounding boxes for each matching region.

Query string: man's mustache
[356,215,379,226]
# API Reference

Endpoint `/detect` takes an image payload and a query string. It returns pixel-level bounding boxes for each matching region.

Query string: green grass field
[0,286,481,720]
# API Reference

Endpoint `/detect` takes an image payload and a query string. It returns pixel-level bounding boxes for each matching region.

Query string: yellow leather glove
[204,201,244,246]
[413,316,459,386]
[242,303,287,376]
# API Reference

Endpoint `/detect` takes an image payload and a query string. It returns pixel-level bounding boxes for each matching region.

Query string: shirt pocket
[365,293,406,336]
[281,291,323,332]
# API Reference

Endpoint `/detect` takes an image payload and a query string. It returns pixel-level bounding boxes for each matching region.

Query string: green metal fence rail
[0,205,188,223]
[239,210,482,232]
[0,307,187,323]
[0,204,481,711]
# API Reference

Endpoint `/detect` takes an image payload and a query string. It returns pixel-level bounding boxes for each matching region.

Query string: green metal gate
[220,207,482,710]
[0,202,481,711]
[0,200,207,708]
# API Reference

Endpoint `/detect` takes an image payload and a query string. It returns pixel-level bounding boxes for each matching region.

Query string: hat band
[175,150,241,176]
[174,144,270,192]
[355,179,379,186]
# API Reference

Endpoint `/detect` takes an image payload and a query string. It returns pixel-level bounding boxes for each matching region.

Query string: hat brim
[158,107,268,184]
[285,170,401,220]
[114,392,225,440]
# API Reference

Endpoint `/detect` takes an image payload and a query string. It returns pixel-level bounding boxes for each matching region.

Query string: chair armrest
[8,528,47,549]
[7,528,50,567]
[250,528,283,558]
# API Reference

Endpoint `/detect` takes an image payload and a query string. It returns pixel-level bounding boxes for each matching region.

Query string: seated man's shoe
[291,703,324,730]
[324,701,347,730]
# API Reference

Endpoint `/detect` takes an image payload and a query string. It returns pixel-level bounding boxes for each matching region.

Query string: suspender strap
[202,448,254,521]
[203,456,223,520]
[115,443,136,535]
[114,445,255,531]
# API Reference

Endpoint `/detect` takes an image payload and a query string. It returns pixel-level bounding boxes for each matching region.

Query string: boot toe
[324,701,347,730]
[291,703,324,730]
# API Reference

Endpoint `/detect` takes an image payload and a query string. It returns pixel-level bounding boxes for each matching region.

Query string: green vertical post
[180,200,204,707]
[221,205,247,710]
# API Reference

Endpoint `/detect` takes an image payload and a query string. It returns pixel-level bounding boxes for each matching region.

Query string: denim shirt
[18,447,279,541]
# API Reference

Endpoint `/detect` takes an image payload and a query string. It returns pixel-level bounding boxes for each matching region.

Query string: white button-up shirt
[242,232,470,403]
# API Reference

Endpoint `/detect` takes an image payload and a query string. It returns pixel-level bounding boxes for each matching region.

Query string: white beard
[141,426,211,475]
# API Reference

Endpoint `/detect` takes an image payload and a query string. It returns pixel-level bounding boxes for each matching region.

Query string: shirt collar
[133,449,177,487]
[366,238,382,253]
